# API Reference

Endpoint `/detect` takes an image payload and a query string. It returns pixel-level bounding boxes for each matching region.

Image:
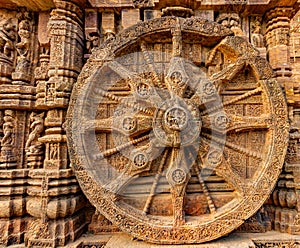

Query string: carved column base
[27,169,88,246]
[0,169,28,245]
[27,194,87,220]
[274,207,300,234]
[237,207,272,233]
[26,210,88,247]
[89,211,119,234]
[0,217,29,246]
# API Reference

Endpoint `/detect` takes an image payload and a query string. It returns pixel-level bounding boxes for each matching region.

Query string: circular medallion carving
[203,81,215,96]
[66,16,289,244]
[171,168,187,185]
[164,106,188,131]
[207,150,223,167]
[122,116,137,132]
[133,152,148,168]
[214,113,230,130]
[153,99,201,147]
[136,82,151,98]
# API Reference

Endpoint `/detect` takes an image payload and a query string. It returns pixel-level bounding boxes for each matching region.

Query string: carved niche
[66,16,289,244]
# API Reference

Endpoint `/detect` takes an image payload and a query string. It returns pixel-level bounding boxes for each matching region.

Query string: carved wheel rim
[66,17,289,244]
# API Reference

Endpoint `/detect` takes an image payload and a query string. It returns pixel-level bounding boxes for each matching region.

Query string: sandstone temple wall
[0,0,299,247]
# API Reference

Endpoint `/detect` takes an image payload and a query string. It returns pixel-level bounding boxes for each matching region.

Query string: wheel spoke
[166,147,191,226]
[193,162,216,215]
[107,60,136,81]
[143,148,169,215]
[199,139,245,195]
[202,87,262,115]
[210,59,247,84]
[104,172,138,194]
[172,191,185,226]
[202,133,263,160]
[94,134,151,160]
[83,117,113,132]
[214,157,245,196]
[202,113,271,134]
[84,114,153,137]
[93,87,153,115]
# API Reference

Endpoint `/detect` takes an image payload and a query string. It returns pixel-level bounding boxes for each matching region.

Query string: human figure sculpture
[16,19,31,57]
[251,20,264,48]
[217,13,245,37]
[0,19,16,58]
[1,110,15,147]
[13,16,32,83]
[25,112,44,154]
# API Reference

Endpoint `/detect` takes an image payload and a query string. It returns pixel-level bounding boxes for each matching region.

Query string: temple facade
[0,0,299,247]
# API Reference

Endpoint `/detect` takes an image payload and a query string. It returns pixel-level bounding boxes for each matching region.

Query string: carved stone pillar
[35,0,84,109]
[40,109,68,170]
[273,109,300,235]
[265,7,294,83]
[37,0,84,170]
[36,11,50,107]
[25,1,88,246]
[35,0,84,170]
[265,7,300,235]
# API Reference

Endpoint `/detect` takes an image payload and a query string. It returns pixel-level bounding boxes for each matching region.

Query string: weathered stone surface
[0,0,299,247]
[66,13,288,245]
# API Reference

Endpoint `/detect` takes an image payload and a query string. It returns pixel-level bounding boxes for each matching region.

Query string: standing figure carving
[49,143,58,160]
[1,110,15,147]
[13,11,33,84]
[0,109,17,168]
[0,19,16,84]
[251,17,264,48]
[25,112,44,154]
[16,19,31,57]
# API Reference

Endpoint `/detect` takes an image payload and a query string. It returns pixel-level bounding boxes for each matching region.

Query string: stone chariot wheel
[66,16,289,244]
